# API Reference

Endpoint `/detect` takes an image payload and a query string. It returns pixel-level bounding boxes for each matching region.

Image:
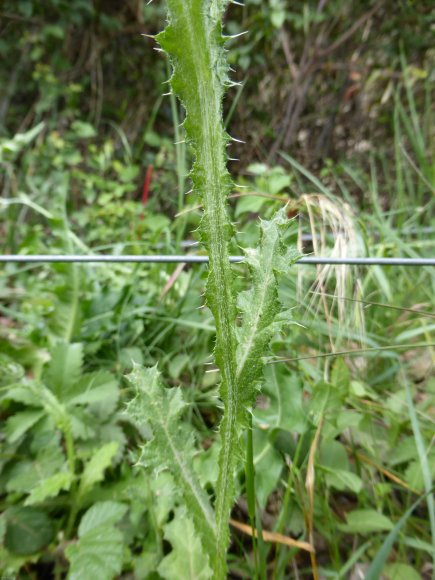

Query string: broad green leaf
[388,437,418,466]
[405,455,435,491]
[66,526,124,580]
[253,365,306,506]
[47,342,83,399]
[318,440,349,471]
[252,429,283,507]
[235,194,269,217]
[65,371,119,419]
[158,510,212,580]
[25,471,73,505]
[125,366,215,558]
[134,549,161,580]
[151,472,180,527]
[32,382,73,436]
[322,468,363,494]
[7,446,64,494]
[383,563,421,580]
[255,364,306,434]
[78,501,128,536]
[308,381,345,425]
[3,506,53,555]
[71,120,96,138]
[339,509,393,534]
[79,441,119,495]
[0,381,41,406]
[5,409,45,443]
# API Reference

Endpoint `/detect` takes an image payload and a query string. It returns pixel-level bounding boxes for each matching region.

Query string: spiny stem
[157,2,239,576]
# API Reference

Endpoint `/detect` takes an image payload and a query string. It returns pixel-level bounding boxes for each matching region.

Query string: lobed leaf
[66,527,123,580]
[25,471,73,505]
[236,208,300,403]
[125,366,216,559]
[79,441,119,496]
[158,509,213,580]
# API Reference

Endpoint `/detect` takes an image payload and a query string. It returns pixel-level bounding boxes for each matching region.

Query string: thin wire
[0,255,434,266]
[268,342,435,364]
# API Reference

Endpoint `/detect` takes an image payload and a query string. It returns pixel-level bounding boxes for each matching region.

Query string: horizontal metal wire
[0,255,434,266]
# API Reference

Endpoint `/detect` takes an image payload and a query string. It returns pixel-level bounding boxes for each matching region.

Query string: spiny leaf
[158,509,213,580]
[125,366,216,559]
[236,208,300,402]
[157,3,301,574]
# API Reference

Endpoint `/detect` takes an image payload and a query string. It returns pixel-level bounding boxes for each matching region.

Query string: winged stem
[157,2,239,575]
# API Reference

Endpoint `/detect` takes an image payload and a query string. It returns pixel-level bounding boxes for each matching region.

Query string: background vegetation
[0,1,434,578]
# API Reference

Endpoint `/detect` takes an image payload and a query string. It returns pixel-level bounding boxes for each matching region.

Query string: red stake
[142,164,154,205]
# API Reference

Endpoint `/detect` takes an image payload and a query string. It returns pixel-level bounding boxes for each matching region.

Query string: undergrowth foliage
[125,1,300,577]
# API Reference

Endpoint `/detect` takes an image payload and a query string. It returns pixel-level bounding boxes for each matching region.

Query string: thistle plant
[126,1,299,577]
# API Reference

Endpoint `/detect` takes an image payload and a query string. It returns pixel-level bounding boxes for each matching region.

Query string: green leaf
[318,440,349,470]
[66,526,124,580]
[0,122,44,161]
[158,510,212,580]
[253,365,306,507]
[236,210,300,405]
[71,120,97,138]
[78,502,128,536]
[5,409,45,443]
[338,509,393,534]
[79,442,119,495]
[235,194,269,217]
[65,371,119,419]
[1,382,41,406]
[252,429,283,507]
[322,468,363,494]
[65,502,127,579]
[25,471,73,505]
[309,381,345,425]
[383,563,422,580]
[125,366,215,558]
[256,365,306,434]
[47,342,84,400]
[6,445,65,494]
[4,506,54,555]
